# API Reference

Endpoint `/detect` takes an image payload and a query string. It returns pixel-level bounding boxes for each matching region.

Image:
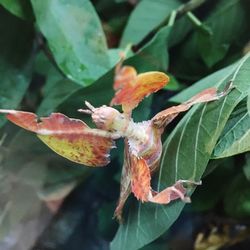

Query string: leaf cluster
[0,0,250,249]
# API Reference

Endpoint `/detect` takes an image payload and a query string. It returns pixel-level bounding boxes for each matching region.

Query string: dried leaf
[0,110,115,166]
[152,87,229,127]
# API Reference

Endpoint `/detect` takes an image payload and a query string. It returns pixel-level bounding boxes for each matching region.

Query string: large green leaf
[212,101,250,158]
[31,0,110,86]
[0,0,33,20]
[0,8,34,128]
[111,53,250,250]
[120,0,180,47]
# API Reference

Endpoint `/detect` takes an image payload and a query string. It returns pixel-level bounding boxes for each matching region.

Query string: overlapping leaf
[0,0,33,20]
[173,0,249,79]
[111,53,250,250]
[57,24,172,120]
[120,0,180,47]
[31,0,110,86]
[213,101,250,158]
[0,8,34,128]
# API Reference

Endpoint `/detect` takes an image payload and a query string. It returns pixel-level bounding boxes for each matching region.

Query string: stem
[186,11,202,27]
[176,0,206,16]
[168,10,177,27]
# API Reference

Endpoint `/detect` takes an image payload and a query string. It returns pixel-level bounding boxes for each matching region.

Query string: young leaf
[111,53,250,250]
[31,0,110,86]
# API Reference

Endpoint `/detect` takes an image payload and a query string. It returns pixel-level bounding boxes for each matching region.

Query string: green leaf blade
[120,0,180,47]
[0,8,34,128]
[213,102,250,158]
[31,0,110,86]
[111,54,250,250]
[0,0,33,20]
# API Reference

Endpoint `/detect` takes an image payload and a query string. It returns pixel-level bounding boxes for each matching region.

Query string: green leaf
[196,24,229,68]
[212,101,250,158]
[243,153,250,181]
[224,173,250,218]
[34,52,63,95]
[120,0,180,47]
[248,93,250,115]
[108,48,134,68]
[170,63,237,103]
[197,0,246,67]
[126,25,171,72]
[173,0,248,79]
[31,0,110,86]
[191,158,235,212]
[0,0,33,20]
[37,79,82,116]
[163,74,184,91]
[168,14,192,48]
[0,8,34,128]
[111,53,250,250]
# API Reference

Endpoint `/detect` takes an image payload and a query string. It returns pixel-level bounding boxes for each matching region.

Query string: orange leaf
[0,110,115,166]
[111,69,169,113]
[113,65,137,91]
[148,181,188,204]
[130,156,151,202]
[152,87,221,127]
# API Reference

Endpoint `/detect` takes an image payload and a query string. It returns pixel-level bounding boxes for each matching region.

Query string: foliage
[0,0,250,250]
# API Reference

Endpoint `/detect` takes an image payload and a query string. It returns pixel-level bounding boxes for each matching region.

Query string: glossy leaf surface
[31,0,110,86]
[111,53,250,250]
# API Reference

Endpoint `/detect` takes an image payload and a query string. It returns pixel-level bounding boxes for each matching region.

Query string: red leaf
[0,110,115,167]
